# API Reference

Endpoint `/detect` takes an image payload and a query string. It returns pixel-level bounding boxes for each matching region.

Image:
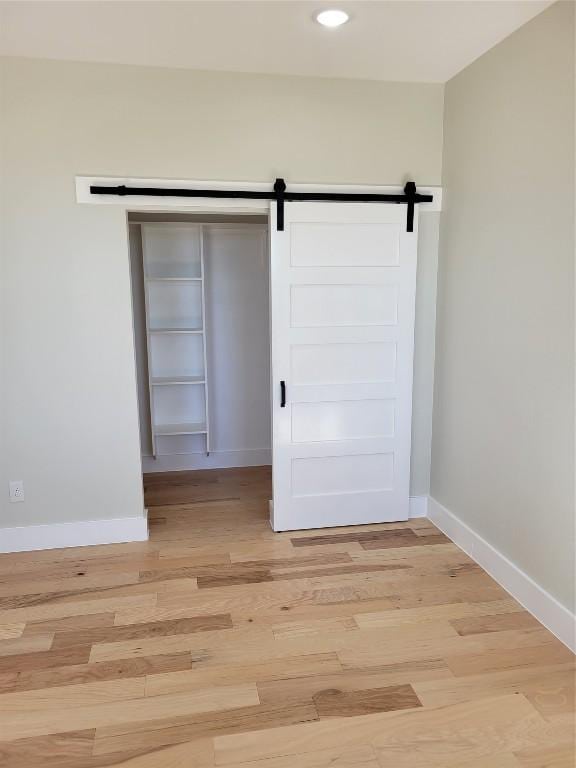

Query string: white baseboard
[428,496,575,652]
[409,495,428,519]
[141,449,271,474]
[0,514,149,554]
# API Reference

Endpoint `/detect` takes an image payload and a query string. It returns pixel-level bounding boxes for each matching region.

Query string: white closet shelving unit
[141,224,210,458]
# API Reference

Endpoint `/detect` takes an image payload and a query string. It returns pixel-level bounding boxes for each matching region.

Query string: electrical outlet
[9,480,24,503]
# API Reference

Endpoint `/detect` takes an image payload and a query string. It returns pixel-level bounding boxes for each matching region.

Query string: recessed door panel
[292,400,395,443]
[291,342,396,385]
[292,453,394,497]
[290,284,398,328]
[290,222,400,267]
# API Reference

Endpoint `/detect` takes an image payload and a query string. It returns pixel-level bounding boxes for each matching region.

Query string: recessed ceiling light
[315,9,350,28]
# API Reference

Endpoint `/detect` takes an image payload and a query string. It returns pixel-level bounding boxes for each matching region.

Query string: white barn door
[270,202,418,531]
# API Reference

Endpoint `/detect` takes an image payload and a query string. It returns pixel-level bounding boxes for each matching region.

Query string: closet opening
[128,211,272,505]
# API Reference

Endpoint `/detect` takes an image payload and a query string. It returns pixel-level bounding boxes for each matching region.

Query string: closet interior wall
[128,213,271,473]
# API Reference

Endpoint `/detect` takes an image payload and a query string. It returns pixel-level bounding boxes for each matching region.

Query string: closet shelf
[149,327,203,334]
[151,376,205,386]
[145,277,202,282]
[154,422,207,436]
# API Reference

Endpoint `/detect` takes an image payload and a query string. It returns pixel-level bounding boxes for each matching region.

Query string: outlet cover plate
[9,480,24,503]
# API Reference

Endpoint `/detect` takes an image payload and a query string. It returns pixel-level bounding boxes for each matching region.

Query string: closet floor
[0,466,573,767]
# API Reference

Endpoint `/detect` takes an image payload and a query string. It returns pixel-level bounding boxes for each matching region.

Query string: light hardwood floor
[0,466,573,767]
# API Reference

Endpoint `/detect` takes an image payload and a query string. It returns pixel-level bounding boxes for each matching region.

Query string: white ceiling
[0,1,553,84]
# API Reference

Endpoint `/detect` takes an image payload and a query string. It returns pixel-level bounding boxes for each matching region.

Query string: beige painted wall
[432,1,575,609]
[0,57,443,528]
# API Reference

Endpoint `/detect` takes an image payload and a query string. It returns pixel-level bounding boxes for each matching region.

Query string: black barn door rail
[89,178,433,232]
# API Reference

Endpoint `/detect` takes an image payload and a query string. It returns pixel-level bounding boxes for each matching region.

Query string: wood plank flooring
[0,466,573,767]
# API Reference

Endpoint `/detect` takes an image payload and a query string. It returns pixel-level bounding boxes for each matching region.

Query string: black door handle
[280,381,286,408]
